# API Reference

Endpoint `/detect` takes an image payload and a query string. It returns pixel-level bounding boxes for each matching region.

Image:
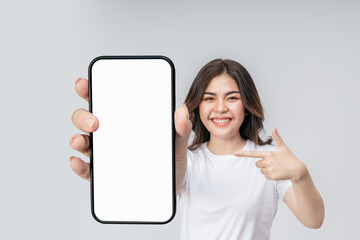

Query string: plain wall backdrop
[1,0,359,239]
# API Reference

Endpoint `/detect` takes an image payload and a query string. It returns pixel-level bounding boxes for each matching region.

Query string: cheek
[199,103,211,122]
[198,104,206,121]
[230,103,245,117]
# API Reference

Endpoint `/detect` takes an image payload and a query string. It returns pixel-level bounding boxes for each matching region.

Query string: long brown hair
[184,59,272,150]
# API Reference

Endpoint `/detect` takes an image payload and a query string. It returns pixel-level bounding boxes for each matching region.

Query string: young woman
[70,59,324,240]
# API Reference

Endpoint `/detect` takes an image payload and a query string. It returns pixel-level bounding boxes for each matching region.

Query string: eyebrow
[203,91,241,96]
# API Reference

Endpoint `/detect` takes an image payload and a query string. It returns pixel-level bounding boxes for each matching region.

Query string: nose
[215,100,228,113]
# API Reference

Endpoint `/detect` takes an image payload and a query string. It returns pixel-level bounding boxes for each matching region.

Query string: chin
[209,130,239,140]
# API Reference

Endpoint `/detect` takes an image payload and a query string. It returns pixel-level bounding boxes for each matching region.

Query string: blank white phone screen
[89,57,174,223]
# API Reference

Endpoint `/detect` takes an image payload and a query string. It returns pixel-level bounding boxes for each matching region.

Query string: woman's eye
[228,97,239,101]
[204,97,214,101]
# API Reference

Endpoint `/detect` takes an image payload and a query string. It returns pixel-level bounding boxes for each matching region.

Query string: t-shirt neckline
[202,139,250,160]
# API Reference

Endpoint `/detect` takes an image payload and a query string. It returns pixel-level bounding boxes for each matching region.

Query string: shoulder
[187,142,206,157]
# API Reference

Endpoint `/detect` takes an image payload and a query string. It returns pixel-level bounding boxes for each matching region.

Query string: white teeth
[212,119,230,123]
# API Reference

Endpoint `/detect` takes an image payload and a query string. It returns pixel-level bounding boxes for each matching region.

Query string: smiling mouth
[212,118,231,123]
[211,118,232,127]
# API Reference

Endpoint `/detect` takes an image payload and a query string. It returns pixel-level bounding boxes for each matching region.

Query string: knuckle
[270,172,278,180]
[263,160,271,167]
[82,133,89,141]
[263,152,271,158]
[72,108,85,122]
[266,151,274,158]
[81,134,90,148]
[69,134,77,147]
[78,165,88,177]
[267,174,274,180]
[85,148,90,157]
[71,110,77,123]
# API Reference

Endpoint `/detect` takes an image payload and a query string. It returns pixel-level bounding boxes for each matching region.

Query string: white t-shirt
[177,140,292,240]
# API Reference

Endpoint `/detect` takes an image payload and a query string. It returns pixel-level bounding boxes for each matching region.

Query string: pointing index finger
[233,150,269,158]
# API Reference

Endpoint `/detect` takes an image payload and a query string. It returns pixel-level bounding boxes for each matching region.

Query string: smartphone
[88,56,175,224]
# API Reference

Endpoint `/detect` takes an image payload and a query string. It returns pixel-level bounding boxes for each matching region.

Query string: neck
[207,134,247,155]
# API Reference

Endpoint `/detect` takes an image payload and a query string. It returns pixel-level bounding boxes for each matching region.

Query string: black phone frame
[88,55,176,224]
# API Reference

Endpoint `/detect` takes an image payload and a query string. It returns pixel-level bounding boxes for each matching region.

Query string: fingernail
[85,118,95,131]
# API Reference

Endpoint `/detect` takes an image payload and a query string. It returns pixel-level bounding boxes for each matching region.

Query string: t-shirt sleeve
[276,179,292,201]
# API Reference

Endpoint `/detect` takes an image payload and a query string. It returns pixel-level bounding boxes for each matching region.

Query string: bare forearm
[291,168,325,229]
[175,136,188,196]
[174,105,192,196]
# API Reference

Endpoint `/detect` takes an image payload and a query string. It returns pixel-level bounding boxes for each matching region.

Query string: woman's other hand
[69,78,99,181]
[234,128,308,182]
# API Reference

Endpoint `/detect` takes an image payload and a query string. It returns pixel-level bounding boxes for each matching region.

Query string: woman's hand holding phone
[69,78,192,184]
[69,78,99,181]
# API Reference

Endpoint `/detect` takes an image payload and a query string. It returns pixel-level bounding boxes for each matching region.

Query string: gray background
[1,0,359,239]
